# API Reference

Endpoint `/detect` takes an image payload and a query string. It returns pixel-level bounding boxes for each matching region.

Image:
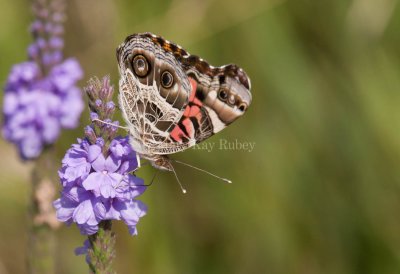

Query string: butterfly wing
[117,33,252,156]
[117,34,196,156]
[118,70,197,155]
[170,62,252,145]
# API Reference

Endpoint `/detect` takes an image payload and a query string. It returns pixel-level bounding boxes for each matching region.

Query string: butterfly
[116,33,252,172]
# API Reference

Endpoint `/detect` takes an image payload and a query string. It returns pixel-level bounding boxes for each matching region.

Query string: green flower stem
[88,220,116,274]
[28,147,59,274]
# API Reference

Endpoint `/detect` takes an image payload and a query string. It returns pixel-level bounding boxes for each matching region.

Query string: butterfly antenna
[135,169,159,187]
[172,159,232,184]
[170,163,187,194]
[92,118,130,131]
[148,169,159,186]
[142,170,159,186]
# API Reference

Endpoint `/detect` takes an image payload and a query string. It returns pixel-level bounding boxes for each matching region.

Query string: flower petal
[118,157,138,174]
[73,200,94,224]
[78,224,98,235]
[120,200,147,226]
[54,199,74,222]
[105,155,120,173]
[128,226,138,236]
[82,172,103,191]
[100,184,116,199]
[88,145,102,163]
[108,173,123,187]
[91,154,106,172]
[128,175,147,197]
[93,200,106,220]
[109,140,125,157]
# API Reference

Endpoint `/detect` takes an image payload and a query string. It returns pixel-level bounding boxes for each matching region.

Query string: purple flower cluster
[54,76,147,236]
[2,0,83,159]
[3,60,83,159]
[54,137,147,235]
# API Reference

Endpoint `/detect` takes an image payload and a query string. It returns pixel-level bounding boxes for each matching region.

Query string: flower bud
[84,125,97,144]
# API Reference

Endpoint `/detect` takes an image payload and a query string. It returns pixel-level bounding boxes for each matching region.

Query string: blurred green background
[1,0,400,273]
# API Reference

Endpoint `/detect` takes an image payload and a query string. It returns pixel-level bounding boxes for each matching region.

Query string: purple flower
[54,136,147,235]
[2,60,83,159]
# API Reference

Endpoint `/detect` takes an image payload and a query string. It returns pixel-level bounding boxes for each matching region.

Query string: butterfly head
[144,154,173,171]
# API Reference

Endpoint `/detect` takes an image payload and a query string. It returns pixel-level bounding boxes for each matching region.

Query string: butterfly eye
[132,55,149,77]
[218,89,228,101]
[238,103,247,112]
[161,71,174,88]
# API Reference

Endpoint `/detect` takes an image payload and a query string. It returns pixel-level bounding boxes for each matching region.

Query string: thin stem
[87,220,116,274]
[28,146,60,274]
